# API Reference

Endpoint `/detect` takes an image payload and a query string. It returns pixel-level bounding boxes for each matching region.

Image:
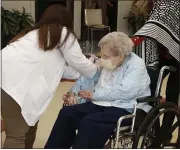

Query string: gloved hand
[88,53,98,63]
[88,53,102,71]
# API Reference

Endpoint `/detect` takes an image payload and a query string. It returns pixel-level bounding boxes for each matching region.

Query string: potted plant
[124,13,148,35]
[123,0,151,35]
[1,7,34,48]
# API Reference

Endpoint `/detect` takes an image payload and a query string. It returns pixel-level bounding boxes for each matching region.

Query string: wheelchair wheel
[132,102,180,149]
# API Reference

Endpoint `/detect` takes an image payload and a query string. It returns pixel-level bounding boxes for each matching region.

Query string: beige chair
[84,9,110,53]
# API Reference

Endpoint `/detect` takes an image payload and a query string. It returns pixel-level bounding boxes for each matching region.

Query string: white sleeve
[62,65,80,80]
[60,31,97,79]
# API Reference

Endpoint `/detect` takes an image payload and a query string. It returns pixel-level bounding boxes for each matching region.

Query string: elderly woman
[45,32,152,149]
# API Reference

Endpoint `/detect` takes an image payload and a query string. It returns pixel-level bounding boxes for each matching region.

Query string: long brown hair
[10,4,75,51]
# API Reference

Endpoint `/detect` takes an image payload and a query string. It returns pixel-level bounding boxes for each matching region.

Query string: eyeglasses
[100,52,110,59]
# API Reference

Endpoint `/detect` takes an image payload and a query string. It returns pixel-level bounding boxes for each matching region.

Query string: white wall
[74,1,82,38]
[2,0,35,21]
[117,0,133,35]
[2,0,132,38]
[2,0,82,37]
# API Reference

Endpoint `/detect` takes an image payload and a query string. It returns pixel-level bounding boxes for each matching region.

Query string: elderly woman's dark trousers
[45,102,130,149]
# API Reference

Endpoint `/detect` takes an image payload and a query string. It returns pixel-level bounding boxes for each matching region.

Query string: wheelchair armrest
[137,96,161,104]
[118,114,135,123]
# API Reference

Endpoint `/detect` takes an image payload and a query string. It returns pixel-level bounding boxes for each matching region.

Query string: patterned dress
[135,0,180,64]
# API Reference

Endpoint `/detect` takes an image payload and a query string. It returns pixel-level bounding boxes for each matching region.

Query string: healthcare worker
[1,4,97,149]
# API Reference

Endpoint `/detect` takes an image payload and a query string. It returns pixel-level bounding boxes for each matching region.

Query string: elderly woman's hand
[78,90,93,100]
[63,93,77,106]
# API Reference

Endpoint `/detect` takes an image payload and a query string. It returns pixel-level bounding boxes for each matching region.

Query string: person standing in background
[107,1,117,32]
[132,0,180,146]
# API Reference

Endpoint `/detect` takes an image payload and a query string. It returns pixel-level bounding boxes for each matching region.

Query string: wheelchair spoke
[168,121,179,135]
[162,121,180,147]
[120,133,134,149]
[141,108,180,149]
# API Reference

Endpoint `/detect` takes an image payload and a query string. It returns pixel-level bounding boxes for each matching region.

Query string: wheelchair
[104,65,180,149]
[63,65,180,149]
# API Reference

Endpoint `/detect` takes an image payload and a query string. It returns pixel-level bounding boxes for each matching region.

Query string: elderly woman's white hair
[98,32,134,57]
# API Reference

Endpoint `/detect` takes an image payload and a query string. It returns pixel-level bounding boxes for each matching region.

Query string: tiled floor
[1,77,179,148]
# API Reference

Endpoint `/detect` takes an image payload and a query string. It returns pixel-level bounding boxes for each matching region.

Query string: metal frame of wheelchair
[105,66,180,149]
[63,65,180,149]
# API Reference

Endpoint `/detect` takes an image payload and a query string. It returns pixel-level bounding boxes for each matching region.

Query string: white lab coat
[1,28,97,126]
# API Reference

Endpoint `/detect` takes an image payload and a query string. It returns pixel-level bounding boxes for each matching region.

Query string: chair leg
[90,28,93,53]
[1,119,5,132]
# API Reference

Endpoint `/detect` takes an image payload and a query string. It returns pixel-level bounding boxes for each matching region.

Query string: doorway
[106,0,118,32]
[80,0,118,40]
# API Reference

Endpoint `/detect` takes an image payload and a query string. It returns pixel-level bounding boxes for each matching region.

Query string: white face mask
[100,56,124,71]
[100,59,117,71]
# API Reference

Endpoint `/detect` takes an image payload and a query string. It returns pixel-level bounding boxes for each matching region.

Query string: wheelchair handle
[167,66,177,72]
[161,66,177,73]
[155,66,177,98]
